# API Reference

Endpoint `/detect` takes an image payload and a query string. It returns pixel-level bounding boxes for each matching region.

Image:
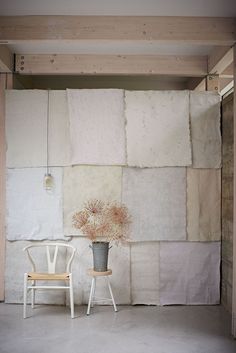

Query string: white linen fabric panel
[187,168,221,241]
[190,91,221,168]
[5,240,67,304]
[122,167,187,241]
[6,90,47,168]
[159,242,221,305]
[6,90,71,168]
[6,90,221,169]
[131,242,159,305]
[4,89,222,306]
[67,238,130,305]
[63,166,122,236]
[67,89,126,165]
[48,90,71,166]
[125,90,191,167]
[6,168,64,240]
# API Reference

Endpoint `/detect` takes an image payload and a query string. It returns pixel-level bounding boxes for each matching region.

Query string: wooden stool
[87,269,117,315]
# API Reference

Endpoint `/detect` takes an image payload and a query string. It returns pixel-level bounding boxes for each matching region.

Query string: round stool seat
[87,269,112,277]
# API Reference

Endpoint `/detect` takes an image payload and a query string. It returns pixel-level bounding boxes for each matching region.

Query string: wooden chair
[23,242,76,319]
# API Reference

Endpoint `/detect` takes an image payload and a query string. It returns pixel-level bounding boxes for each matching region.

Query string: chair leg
[91,277,96,308]
[87,277,95,315]
[23,273,28,319]
[31,280,35,309]
[106,277,117,312]
[69,274,75,319]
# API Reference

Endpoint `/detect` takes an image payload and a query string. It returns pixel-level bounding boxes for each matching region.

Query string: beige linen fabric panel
[63,166,122,236]
[187,168,221,241]
[190,91,221,168]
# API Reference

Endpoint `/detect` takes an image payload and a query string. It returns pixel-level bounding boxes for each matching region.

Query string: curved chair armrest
[23,246,36,272]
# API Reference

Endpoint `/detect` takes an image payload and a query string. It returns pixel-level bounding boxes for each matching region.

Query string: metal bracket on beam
[206,74,220,92]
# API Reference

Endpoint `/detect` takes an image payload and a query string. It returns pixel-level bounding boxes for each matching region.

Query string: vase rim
[92,241,109,244]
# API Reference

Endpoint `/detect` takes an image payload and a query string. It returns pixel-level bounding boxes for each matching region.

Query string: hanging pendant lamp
[44,89,53,191]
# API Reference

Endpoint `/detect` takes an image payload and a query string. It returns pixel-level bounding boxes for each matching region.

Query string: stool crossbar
[87,269,117,315]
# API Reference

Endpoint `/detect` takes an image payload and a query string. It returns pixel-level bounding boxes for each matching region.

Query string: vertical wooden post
[0,73,12,301]
[206,74,220,92]
[6,73,13,90]
[232,44,236,338]
[0,73,7,301]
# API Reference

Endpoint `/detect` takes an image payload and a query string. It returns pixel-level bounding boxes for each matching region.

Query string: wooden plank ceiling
[0,16,235,89]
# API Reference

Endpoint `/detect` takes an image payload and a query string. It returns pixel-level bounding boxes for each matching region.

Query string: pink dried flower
[84,199,104,215]
[82,224,98,241]
[106,204,131,226]
[109,229,130,245]
[72,211,89,229]
[72,199,131,244]
[97,222,111,236]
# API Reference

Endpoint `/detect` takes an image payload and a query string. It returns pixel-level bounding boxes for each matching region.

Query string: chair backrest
[23,242,76,274]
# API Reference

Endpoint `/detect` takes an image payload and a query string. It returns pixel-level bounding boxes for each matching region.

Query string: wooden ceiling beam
[188,45,234,91]
[187,77,206,91]
[220,62,233,78]
[0,45,13,72]
[15,54,208,76]
[208,46,233,74]
[220,77,233,91]
[0,16,236,44]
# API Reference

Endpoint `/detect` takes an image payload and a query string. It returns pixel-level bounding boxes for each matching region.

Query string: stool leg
[106,277,117,312]
[87,277,95,315]
[91,277,96,308]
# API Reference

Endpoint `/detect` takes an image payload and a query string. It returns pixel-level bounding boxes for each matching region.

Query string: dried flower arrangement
[72,199,131,244]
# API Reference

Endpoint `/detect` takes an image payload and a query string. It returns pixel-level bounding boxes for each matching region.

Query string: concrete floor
[0,304,236,353]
